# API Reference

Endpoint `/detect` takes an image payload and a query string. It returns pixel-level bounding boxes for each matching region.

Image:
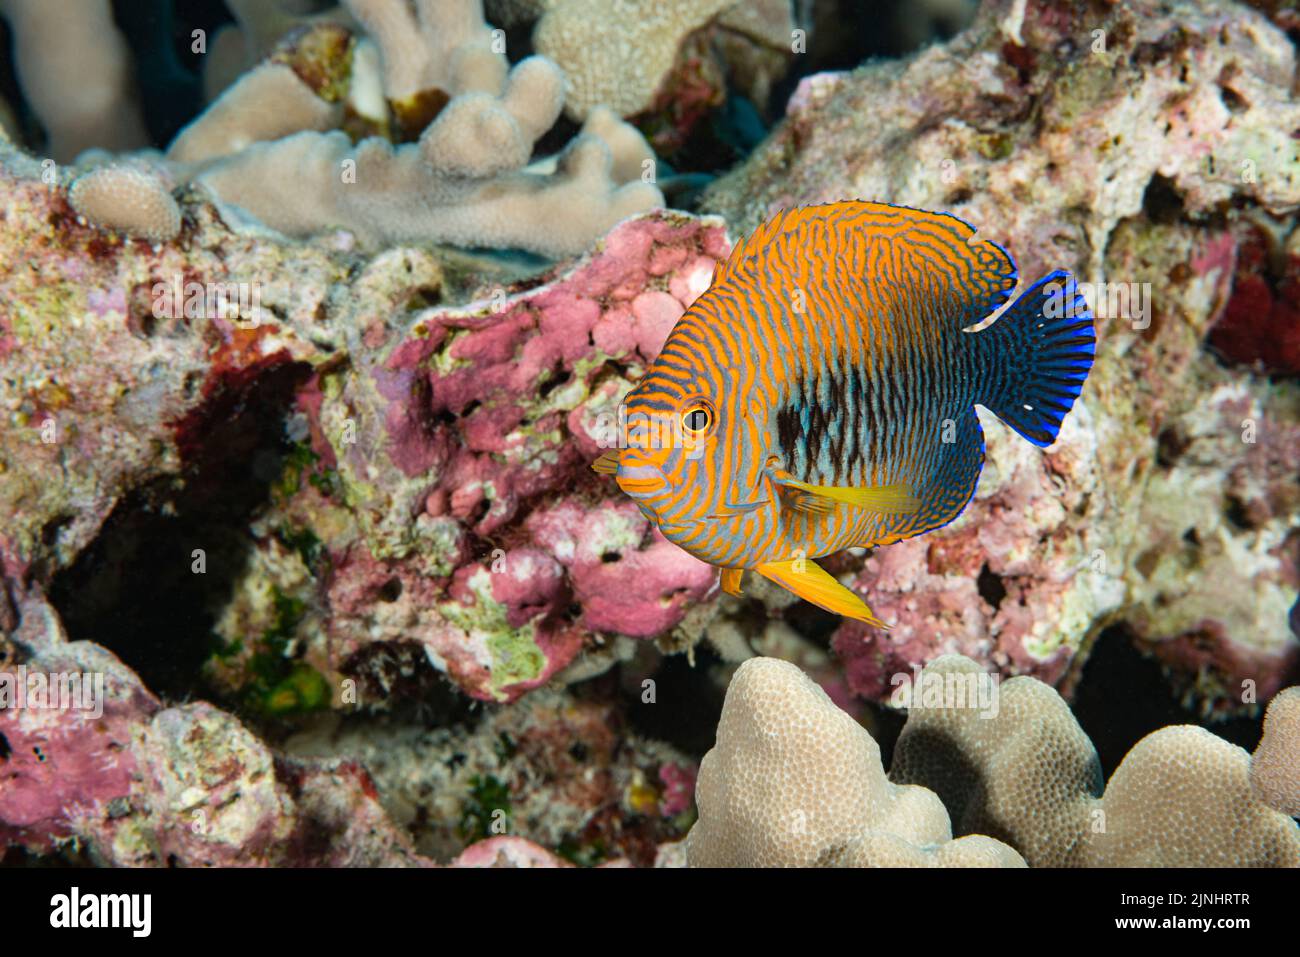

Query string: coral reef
[1,0,1298,872]
[0,587,425,866]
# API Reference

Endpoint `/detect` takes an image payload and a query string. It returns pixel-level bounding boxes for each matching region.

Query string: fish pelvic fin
[718,567,744,596]
[755,558,888,628]
[591,450,621,474]
[975,271,1096,448]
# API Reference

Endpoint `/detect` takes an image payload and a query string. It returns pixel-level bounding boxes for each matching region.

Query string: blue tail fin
[975,271,1095,447]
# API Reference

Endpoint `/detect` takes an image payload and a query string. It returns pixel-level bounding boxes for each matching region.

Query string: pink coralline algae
[658,761,697,818]
[450,836,572,868]
[1207,222,1300,376]
[0,587,426,866]
[309,212,729,702]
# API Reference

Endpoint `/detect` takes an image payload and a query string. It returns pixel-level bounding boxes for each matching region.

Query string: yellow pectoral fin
[718,567,743,597]
[784,480,921,515]
[783,488,838,515]
[591,450,621,474]
[755,558,888,628]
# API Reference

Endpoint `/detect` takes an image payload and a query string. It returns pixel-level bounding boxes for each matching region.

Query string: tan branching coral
[0,0,148,161]
[344,0,503,102]
[193,53,660,257]
[685,657,1026,868]
[891,656,1300,867]
[169,63,343,165]
[174,0,663,257]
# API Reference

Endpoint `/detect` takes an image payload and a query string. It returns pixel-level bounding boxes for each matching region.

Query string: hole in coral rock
[1155,424,1189,467]
[624,645,725,758]
[600,551,620,564]
[1217,83,1248,114]
[337,641,473,725]
[467,498,491,527]
[46,360,312,700]
[1182,527,1201,547]
[1224,493,1255,531]
[1141,174,1185,225]
[976,563,1007,611]
[377,578,403,603]
[538,367,572,400]
[0,731,9,760]
[1071,626,1268,778]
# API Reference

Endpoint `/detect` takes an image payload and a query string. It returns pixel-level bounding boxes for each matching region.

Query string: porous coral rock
[685,657,1026,867]
[288,211,727,703]
[285,684,697,865]
[0,585,426,866]
[890,655,1300,867]
[1251,687,1300,815]
[0,128,730,708]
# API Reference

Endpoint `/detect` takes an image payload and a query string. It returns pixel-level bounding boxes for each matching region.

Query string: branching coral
[0,0,148,161]
[685,657,1027,867]
[192,90,661,256]
[11,0,665,259]
[890,656,1300,867]
[168,62,344,165]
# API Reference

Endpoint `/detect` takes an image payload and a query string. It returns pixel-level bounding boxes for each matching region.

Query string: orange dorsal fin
[713,201,1019,330]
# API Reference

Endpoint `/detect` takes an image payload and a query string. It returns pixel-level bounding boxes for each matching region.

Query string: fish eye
[681,405,712,434]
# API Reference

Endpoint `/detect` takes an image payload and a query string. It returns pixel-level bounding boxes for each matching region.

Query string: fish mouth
[617,477,668,494]
[615,461,669,498]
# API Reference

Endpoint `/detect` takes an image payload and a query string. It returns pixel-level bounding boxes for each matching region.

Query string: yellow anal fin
[755,559,888,628]
[784,480,921,515]
[718,567,743,596]
[591,450,620,474]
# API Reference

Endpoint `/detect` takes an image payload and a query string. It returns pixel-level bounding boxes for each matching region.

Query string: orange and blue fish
[592,201,1095,626]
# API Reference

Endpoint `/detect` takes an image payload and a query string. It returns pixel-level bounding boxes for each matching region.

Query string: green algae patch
[217,587,330,717]
[439,566,548,698]
[458,774,512,843]
[486,629,547,691]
